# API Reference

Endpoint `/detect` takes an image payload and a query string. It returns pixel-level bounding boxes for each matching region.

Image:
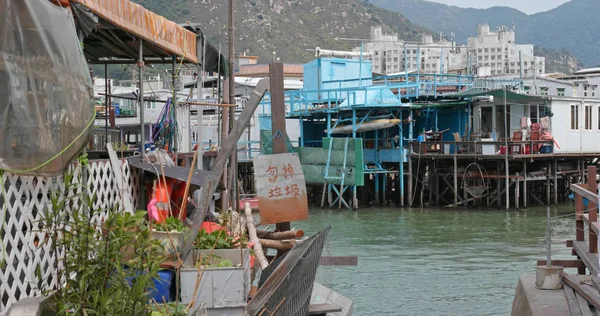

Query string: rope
[0,113,97,174]
[260,130,295,155]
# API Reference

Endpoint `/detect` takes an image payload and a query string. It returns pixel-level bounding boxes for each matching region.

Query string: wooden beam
[562,272,600,311]
[583,215,600,235]
[572,184,598,205]
[576,291,594,316]
[319,256,358,266]
[564,284,584,316]
[537,259,585,269]
[573,241,599,276]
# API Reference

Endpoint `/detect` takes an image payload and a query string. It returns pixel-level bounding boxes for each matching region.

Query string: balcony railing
[408,140,555,157]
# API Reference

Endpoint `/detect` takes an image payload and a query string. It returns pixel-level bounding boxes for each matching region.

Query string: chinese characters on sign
[253,153,309,224]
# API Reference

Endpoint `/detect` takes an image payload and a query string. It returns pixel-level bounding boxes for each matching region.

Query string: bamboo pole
[178,144,200,220]
[245,202,268,269]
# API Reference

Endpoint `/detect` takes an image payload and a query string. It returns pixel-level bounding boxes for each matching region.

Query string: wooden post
[270,62,290,233]
[453,153,458,206]
[546,163,551,206]
[408,153,413,207]
[497,161,501,208]
[515,173,520,210]
[429,162,433,207]
[523,160,528,209]
[588,166,597,254]
[435,160,440,206]
[554,159,559,206]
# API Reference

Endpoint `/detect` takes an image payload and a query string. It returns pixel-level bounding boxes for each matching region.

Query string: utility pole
[228,0,238,212]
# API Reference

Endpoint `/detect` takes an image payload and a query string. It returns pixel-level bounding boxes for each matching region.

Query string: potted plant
[179,228,250,314]
[152,217,187,261]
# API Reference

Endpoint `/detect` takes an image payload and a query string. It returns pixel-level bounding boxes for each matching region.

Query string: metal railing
[88,128,122,151]
[408,139,555,156]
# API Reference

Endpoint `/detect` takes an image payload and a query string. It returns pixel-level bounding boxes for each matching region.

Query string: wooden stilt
[546,163,551,206]
[320,183,327,208]
[523,161,528,209]
[435,161,440,206]
[453,154,458,207]
[428,162,433,207]
[588,166,597,254]
[515,173,520,210]
[496,161,501,208]
[408,155,413,207]
[553,159,559,206]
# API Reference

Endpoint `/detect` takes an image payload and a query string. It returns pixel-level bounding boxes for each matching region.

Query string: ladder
[320,137,351,210]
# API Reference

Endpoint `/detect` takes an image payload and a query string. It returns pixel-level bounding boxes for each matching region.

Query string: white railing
[0,160,140,312]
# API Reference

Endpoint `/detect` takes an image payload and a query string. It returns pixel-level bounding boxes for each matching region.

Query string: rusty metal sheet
[253,153,309,225]
[70,0,198,63]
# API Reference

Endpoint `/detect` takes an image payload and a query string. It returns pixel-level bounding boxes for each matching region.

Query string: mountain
[369,0,595,70]
[132,0,429,64]
[535,46,583,74]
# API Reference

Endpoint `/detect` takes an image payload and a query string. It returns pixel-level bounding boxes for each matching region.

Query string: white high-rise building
[468,24,545,77]
[356,25,545,77]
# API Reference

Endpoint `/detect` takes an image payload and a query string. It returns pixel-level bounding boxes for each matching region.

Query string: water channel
[295,205,576,316]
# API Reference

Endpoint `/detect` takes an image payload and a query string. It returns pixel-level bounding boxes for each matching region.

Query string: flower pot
[180,249,250,315]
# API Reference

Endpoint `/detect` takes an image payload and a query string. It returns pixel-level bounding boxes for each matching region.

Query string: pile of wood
[243,202,304,270]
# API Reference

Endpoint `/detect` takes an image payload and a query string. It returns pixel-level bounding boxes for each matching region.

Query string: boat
[326,118,401,134]
[239,197,259,211]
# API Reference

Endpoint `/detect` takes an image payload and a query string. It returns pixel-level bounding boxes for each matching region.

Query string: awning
[71,0,197,63]
[410,101,470,109]
[69,0,228,73]
[446,88,548,104]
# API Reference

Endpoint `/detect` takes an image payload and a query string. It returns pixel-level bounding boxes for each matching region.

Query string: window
[478,48,482,53]
[584,85,589,97]
[574,86,578,97]
[593,86,597,97]
[571,105,579,130]
[540,87,549,95]
[145,101,156,110]
[598,107,600,130]
[530,104,548,124]
[524,86,531,95]
[585,105,593,130]
[557,88,565,96]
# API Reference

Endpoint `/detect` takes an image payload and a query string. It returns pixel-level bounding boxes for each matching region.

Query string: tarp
[339,88,403,107]
[0,0,95,175]
[446,88,548,105]
[70,0,198,63]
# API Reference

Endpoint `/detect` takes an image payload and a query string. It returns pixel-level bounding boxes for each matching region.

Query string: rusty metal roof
[235,64,304,77]
[71,0,198,64]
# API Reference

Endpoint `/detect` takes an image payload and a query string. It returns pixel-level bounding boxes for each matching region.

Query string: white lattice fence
[0,159,140,312]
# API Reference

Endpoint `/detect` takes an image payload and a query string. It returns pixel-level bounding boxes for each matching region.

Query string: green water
[294,205,576,316]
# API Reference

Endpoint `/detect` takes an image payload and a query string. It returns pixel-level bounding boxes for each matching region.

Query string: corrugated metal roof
[71,0,198,63]
[235,64,304,77]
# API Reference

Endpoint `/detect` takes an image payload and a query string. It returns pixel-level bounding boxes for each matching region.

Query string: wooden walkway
[521,166,600,316]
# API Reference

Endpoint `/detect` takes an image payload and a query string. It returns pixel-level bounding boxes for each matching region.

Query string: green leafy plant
[149,302,187,316]
[38,164,166,315]
[194,229,236,250]
[195,254,234,269]
[155,217,188,233]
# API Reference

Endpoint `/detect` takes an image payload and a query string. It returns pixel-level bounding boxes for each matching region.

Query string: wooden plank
[591,276,600,294]
[569,240,575,247]
[573,241,599,275]
[572,184,598,205]
[563,272,600,310]
[577,291,594,316]
[537,260,585,269]
[319,256,358,266]
[565,284,584,316]
[583,215,600,235]
[107,143,134,214]
[308,304,342,315]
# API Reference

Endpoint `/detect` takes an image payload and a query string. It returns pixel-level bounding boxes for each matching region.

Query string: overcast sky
[427,0,570,14]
